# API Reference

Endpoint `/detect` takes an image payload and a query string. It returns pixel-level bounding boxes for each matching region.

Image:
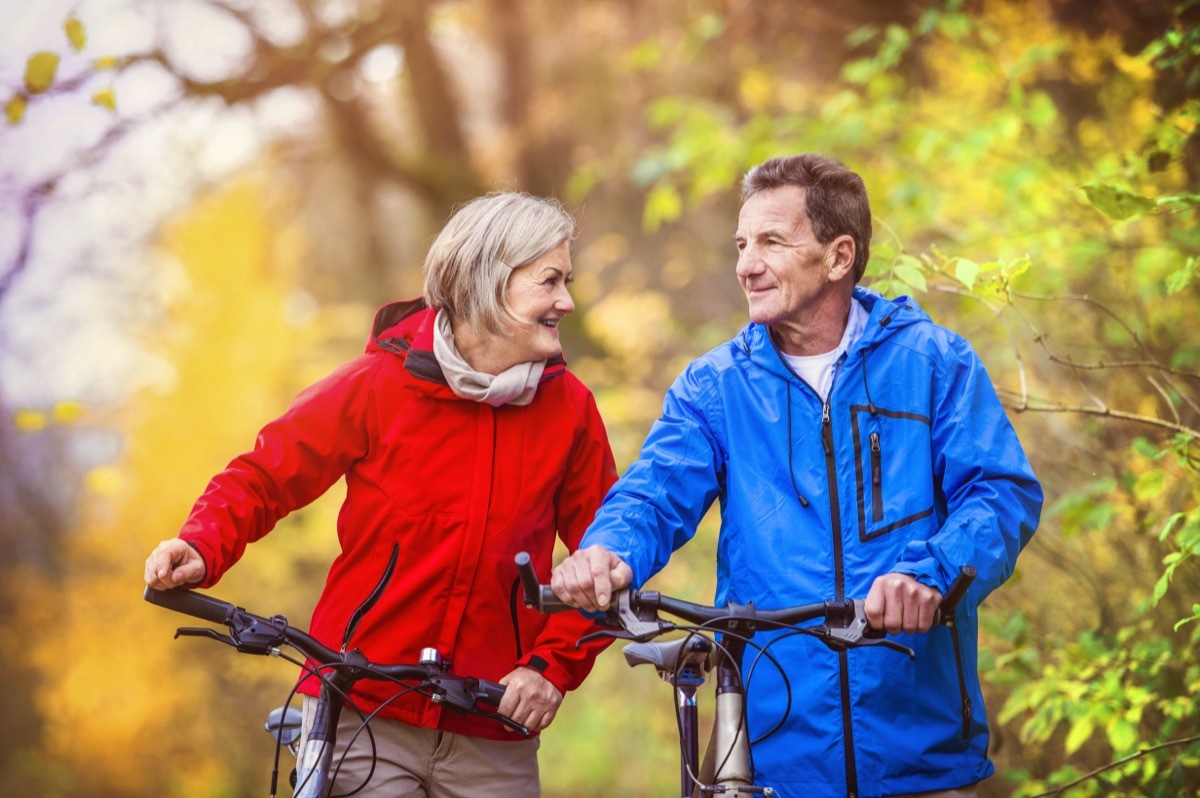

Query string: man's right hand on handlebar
[144,539,207,591]
[550,545,632,612]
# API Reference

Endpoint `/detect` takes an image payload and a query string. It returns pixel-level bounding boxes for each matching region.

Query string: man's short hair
[423,192,576,333]
[741,154,872,282]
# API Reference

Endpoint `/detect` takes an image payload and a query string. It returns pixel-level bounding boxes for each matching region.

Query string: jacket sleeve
[516,388,619,693]
[891,336,1043,605]
[180,355,378,587]
[579,363,725,589]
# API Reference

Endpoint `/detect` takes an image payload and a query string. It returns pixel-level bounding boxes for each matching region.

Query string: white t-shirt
[781,299,868,402]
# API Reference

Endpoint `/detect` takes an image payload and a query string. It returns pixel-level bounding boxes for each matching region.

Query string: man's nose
[736,246,763,277]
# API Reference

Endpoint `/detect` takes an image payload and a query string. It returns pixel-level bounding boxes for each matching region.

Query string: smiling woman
[142,190,617,798]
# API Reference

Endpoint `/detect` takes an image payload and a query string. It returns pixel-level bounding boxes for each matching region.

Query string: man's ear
[826,235,856,282]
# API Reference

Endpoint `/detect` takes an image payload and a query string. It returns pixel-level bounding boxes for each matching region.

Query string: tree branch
[1029,734,1200,797]
[999,392,1200,440]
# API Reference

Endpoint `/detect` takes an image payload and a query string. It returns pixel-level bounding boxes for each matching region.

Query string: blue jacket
[581,287,1042,797]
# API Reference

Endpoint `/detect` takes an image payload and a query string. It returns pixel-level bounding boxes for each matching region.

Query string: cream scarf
[433,309,545,407]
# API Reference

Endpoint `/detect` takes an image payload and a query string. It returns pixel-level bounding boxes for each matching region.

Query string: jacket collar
[366,299,567,390]
[737,287,929,379]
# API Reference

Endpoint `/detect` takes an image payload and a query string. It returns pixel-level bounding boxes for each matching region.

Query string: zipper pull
[821,402,833,456]
[870,432,881,487]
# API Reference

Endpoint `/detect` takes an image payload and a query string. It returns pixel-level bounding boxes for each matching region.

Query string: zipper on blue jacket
[869,431,883,523]
[821,399,858,798]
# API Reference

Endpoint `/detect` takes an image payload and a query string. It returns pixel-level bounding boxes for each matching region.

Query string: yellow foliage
[5,93,27,125]
[91,87,116,112]
[23,172,349,795]
[84,465,122,496]
[64,16,87,52]
[12,409,47,431]
[24,51,60,94]
[583,289,674,359]
[52,400,84,424]
[738,67,775,112]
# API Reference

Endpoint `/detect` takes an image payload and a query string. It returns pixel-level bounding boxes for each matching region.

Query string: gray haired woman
[145,192,617,796]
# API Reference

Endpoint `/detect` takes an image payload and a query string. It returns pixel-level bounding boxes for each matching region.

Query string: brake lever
[175,627,237,647]
[811,599,914,658]
[428,677,532,738]
[476,710,532,738]
[575,626,675,647]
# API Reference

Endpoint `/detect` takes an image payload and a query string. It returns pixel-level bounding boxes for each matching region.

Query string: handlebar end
[513,552,574,614]
[936,566,977,623]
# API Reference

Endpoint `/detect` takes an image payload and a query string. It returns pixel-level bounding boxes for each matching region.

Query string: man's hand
[863,573,942,635]
[498,666,563,733]
[144,539,206,590]
[550,545,632,612]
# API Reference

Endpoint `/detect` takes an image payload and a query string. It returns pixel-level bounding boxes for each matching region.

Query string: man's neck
[770,294,854,357]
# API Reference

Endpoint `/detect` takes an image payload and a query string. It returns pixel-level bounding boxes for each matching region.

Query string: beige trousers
[894,787,979,798]
[300,696,540,798]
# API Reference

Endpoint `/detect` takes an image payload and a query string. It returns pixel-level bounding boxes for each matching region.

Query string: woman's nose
[556,284,576,314]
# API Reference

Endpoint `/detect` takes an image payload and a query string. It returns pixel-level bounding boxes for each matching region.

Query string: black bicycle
[515,552,974,798]
[145,546,527,797]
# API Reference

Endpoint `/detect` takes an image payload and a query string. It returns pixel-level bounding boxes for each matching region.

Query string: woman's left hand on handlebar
[497,666,563,733]
[144,539,207,591]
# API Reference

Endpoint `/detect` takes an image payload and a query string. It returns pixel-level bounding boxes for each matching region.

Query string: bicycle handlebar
[144,583,237,625]
[514,553,975,654]
[143,586,524,735]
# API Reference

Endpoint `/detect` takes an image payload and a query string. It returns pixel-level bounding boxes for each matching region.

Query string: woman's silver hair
[423,192,576,334]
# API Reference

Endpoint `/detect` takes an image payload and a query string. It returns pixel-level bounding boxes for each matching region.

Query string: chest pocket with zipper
[851,404,936,542]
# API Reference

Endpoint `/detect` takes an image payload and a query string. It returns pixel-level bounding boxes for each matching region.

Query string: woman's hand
[144,539,207,590]
[497,666,563,733]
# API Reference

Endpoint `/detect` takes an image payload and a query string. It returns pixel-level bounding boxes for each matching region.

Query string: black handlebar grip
[143,586,234,625]
[513,552,573,613]
[476,679,507,708]
[936,566,976,623]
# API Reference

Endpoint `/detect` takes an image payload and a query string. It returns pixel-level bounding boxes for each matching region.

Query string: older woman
[144,192,617,796]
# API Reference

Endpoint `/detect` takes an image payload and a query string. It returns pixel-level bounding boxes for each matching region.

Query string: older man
[552,154,1042,798]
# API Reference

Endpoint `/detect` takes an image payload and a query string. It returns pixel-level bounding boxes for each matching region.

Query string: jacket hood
[364,299,567,387]
[736,287,931,381]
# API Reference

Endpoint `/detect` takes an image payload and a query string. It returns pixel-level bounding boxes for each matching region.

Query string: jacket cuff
[183,538,218,589]
[515,651,572,695]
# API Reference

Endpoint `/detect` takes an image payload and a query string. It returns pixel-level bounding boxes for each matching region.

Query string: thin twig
[1146,374,1182,426]
[996,393,1200,439]
[1028,734,1200,797]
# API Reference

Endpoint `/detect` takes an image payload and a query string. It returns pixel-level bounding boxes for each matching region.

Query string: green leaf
[1081,183,1157,220]
[1132,469,1166,502]
[1159,512,1187,541]
[1107,718,1138,753]
[1166,256,1198,295]
[642,184,682,231]
[64,16,87,52]
[954,257,980,290]
[1026,91,1058,130]
[1064,716,1094,755]
[24,51,60,94]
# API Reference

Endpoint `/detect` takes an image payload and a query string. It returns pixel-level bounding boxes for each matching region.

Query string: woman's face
[499,242,575,365]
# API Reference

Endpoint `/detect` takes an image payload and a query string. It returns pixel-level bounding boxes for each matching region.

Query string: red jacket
[181,300,618,739]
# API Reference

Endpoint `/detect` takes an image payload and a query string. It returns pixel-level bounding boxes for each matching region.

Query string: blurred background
[1,0,1198,795]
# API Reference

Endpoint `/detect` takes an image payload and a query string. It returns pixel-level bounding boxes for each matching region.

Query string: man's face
[734,185,837,327]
